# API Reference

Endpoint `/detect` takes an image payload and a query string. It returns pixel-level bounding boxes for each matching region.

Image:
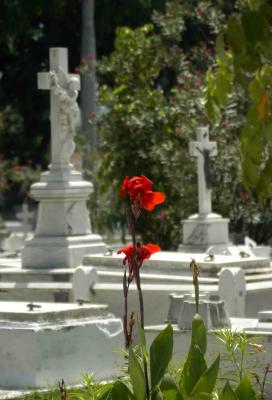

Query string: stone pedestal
[182,212,229,251]
[178,295,230,330]
[0,301,123,388]
[22,166,106,269]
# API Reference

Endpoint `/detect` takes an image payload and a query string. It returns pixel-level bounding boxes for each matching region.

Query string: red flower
[74,66,80,73]
[117,243,161,282]
[120,175,166,213]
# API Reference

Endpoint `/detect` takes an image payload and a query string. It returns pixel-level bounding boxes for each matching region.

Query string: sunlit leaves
[206,2,272,201]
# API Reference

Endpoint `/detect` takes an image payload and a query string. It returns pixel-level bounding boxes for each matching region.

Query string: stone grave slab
[0,301,123,388]
[84,250,270,276]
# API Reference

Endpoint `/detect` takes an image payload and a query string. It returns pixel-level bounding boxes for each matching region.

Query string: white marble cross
[37,48,80,169]
[189,127,217,215]
[16,202,34,238]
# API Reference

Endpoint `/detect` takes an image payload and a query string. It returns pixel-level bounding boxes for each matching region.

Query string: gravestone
[22,48,106,269]
[219,267,246,317]
[182,127,229,251]
[0,301,123,388]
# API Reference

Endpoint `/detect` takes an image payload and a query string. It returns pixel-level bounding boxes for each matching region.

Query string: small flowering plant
[114,176,265,400]
[118,175,165,397]
[118,175,165,347]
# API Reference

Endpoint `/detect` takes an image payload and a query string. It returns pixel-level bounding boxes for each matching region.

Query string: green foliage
[221,381,238,400]
[205,0,272,203]
[129,346,146,400]
[95,0,262,249]
[235,374,256,400]
[214,327,262,386]
[150,324,173,390]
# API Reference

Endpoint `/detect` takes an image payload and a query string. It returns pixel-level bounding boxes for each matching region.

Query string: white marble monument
[22,48,106,269]
[182,127,229,250]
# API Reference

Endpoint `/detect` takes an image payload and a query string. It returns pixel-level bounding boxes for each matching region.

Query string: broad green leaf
[216,33,230,65]
[180,344,207,396]
[214,71,232,106]
[190,355,220,396]
[242,157,259,187]
[221,381,238,400]
[137,320,148,364]
[241,131,262,164]
[111,380,134,400]
[190,393,212,400]
[129,346,146,400]
[248,78,263,103]
[191,314,207,355]
[150,324,173,390]
[235,374,256,400]
[205,95,221,123]
[97,382,114,400]
[160,374,181,400]
[226,17,245,54]
[242,11,265,43]
[256,91,269,122]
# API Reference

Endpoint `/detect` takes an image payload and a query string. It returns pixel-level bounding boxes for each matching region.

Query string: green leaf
[242,11,265,43]
[191,314,207,355]
[241,130,262,164]
[226,17,245,54]
[190,355,220,396]
[97,382,114,400]
[215,72,232,106]
[137,320,148,364]
[160,374,181,400]
[221,381,238,400]
[235,374,257,400]
[180,344,207,396]
[129,346,146,400]
[242,157,259,187]
[189,393,212,400]
[150,324,173,390]
[111,380,134,400]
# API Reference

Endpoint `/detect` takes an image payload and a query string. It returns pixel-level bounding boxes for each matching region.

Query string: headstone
[182,127,229,251]
[22,48,106,269]
[177,294,230,330]
[72,266,97,302]
[219,267,246,317]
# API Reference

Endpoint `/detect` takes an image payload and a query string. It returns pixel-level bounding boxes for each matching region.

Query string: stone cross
[189,127,217,215]
[37,48,80,169]
[16,202,34,238]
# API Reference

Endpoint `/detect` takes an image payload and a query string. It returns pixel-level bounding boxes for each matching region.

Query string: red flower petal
[120,176,130,198]
[145,243,161,254]
[153,191,166,206]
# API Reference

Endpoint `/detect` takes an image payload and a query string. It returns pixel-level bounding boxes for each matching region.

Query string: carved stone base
[21,165,106,269]
[182,212,229,252]
[22,234,105,269]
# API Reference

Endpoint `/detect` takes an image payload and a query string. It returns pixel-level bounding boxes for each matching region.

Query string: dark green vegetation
[1,0,271,246]
[95,0,270,248]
